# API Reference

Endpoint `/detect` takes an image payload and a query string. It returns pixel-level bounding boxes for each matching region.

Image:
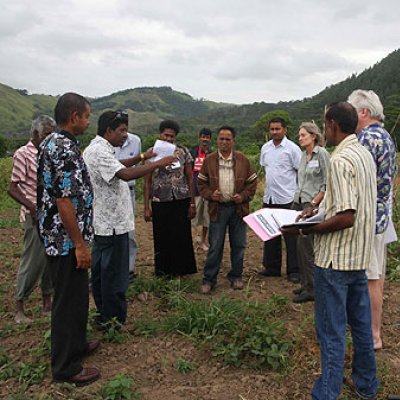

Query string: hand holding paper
[151,140,176,161]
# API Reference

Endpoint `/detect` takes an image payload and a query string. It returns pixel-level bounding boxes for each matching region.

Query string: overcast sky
[0,0,399,104]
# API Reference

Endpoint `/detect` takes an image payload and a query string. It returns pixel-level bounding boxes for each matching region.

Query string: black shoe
[292,287,303,295]
[287,273,300,283]
[293,292,314,303]
[258,269,281,277]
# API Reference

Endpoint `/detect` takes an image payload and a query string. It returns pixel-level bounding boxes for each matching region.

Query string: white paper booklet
[151,140,176,161]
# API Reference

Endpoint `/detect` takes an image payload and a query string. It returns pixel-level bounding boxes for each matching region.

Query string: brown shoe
[55,367,100,386]
[200,283,213,295]
[84,340,100,356]
[231,279,244,290]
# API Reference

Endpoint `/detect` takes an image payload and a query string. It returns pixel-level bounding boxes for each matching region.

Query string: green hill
[0,84,55,136]
[187,49,400,140]
[1,48,399,149]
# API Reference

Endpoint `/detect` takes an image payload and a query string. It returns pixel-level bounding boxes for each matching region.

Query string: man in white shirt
[115,132,142,281]
[258,117,302,282]
[83,111,174,328]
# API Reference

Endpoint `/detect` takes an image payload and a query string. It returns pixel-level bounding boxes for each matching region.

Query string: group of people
[7,89,397,399]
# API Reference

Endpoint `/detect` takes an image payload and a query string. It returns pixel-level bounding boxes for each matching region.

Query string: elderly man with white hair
[8,115,56,324]
[348,89,398,350]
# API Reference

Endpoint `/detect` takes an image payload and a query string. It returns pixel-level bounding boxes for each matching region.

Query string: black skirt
[152,198,197,277]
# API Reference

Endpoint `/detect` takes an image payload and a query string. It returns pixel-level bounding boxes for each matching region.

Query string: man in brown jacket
[198,126,257,294]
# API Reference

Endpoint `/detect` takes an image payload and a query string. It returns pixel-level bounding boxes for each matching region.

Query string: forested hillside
[1,49,399,151]
[187,49,400,144]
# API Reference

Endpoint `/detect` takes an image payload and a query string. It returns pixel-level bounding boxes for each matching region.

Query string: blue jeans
[92,233,129,324]
[312,266,378,400]
[203,203,246,286]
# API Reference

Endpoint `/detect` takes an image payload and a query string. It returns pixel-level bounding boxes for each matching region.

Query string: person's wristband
[311,200,317,207]
[140,153,145,164]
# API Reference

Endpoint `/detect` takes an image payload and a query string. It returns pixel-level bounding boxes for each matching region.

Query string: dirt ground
[0,204,399,399]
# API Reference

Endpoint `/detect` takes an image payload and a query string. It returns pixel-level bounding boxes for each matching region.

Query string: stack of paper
[244,208,325,241]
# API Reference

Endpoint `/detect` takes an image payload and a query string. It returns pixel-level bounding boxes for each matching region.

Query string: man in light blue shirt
[115,132,142,280]
[258,117,302,282]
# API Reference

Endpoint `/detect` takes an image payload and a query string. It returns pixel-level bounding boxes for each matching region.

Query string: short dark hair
[159,120,180,134]
[54,92,90,125]
[217,125,236,138]
[199,128,212,138]
[268,117,287,128]
[325,102,358,135]
[98,111,128,137]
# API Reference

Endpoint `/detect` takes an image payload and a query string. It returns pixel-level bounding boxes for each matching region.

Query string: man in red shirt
[190,128,212,251]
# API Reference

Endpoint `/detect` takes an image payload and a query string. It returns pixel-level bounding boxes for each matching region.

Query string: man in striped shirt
[282,102,378,400]
[8,115,56,324]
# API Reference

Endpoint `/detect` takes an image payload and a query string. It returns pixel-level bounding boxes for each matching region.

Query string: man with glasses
[83,111,174,328]
[115,127,153,282]
[9,115,56,325]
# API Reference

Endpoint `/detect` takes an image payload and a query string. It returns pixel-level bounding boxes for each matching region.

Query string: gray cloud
[0,0,399,103]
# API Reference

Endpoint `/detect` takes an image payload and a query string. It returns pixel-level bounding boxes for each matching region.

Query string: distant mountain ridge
[1,48,399,144]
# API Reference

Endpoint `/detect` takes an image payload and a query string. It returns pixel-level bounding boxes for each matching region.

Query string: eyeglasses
[111,111,128,123]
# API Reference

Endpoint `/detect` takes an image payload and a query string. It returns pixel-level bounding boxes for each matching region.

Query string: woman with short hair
[291,122,330,303]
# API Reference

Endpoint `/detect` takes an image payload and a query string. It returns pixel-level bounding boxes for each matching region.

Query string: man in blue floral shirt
[37,93,100,386]
[348,89,398,350]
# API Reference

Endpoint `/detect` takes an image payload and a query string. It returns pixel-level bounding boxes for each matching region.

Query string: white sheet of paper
[279,208,326,228]
[151,140,176,161]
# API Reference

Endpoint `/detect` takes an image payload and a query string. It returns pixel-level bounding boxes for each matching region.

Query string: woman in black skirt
[144,120,197,278]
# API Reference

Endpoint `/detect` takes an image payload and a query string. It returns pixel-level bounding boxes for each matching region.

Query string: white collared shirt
[83,136,134,236]
[114,133,141,187]
[260,136,302,204]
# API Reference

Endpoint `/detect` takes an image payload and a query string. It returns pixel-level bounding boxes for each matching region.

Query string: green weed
[101,373,140,400]
[102,318,127,344]
[175,358,196,374]
[134,295,290,370]
[17,360,47,386]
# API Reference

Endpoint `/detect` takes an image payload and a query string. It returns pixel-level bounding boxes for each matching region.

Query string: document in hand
[151,140,176,161]
[244,208,325,241]
[279,209,325,228]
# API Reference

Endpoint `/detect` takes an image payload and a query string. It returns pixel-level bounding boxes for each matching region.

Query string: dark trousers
[48,251,88,380]
[262,201,298,275]
[92,232,129,324]
[293,202,315,295]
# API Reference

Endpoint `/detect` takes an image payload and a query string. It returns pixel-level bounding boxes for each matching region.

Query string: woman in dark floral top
[144,120,197,277]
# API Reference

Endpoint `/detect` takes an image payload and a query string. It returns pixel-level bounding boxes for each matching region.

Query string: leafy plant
[138,295,291,370]
[102,373,140,400]
[0,351,17,381]
[17,360,47,386]
[102,318,127,344]
[175,358,196,374]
